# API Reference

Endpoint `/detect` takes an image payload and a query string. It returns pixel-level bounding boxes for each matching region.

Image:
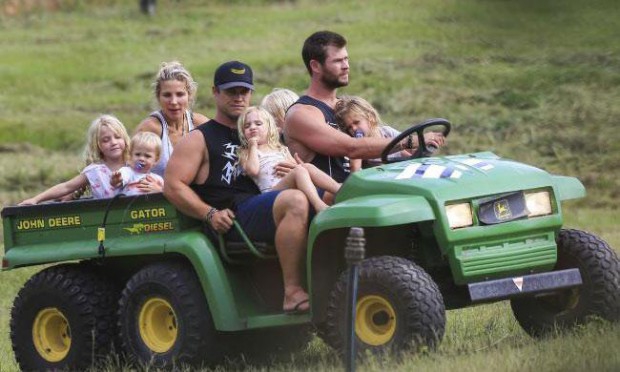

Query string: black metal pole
[345,227,365,372]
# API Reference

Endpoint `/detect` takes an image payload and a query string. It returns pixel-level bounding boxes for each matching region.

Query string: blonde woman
[135,61,209,176]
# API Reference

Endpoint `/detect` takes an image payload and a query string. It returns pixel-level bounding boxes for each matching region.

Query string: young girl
[334,95,411,170]
[237,106,340,212]
[19,115,131,205]
[112,131,164,196]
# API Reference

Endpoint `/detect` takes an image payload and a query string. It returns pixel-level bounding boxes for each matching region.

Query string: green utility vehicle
[2,120,619,370]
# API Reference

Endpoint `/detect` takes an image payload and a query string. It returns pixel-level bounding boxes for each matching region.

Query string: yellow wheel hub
[563,288,580,311]
[355,295,396,346]
[139,298,177,353]
[544,287,580,313]
[32,307,71,362]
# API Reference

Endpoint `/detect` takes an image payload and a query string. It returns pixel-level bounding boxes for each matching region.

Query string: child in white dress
[19,115,131,205]
[237,106,340,212]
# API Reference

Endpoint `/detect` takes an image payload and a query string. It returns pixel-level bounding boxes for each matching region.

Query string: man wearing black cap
[164,61,311,313]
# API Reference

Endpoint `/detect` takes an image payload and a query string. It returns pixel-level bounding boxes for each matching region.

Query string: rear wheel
[10,264,117,371]
[511,229,620,337]
[324,256,446,356]
[118,261,222,367]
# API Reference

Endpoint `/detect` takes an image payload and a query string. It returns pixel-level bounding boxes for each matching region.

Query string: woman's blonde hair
[237,106,284,162]
[83,114,131,165]
[260,88,299,128]
[130,131,162,161]
[153,60,198,106]
[334,95,382,138]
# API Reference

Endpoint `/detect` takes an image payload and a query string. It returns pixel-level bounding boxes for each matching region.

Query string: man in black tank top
[164,61,312,314]
[285,31,445,185]
[290,95,351,182]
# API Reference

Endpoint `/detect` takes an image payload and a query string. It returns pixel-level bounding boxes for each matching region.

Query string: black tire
[511,229,620,337]
[10,263,117,371]
[324,256,446,356]
[118,261,222,367]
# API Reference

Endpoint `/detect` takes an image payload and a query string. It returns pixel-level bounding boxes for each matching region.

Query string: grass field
[1,0,619,208]
[0,0,619,371]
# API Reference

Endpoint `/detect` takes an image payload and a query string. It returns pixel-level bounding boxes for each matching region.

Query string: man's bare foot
[283,289,310,313]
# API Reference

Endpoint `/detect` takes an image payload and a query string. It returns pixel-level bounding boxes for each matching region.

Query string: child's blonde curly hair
[334,95,382,138]
[237,106,284,158]
[260,88,299,129]
[82,114,131,166]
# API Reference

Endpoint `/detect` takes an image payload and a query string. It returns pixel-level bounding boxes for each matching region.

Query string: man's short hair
[302,30,347,75]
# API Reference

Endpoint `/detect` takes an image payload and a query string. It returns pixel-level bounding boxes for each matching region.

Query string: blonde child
[112,132,164,196]
[334,95,411,170]
[237,106,340,212]
[260,88,299,134]
[19,115,131,205]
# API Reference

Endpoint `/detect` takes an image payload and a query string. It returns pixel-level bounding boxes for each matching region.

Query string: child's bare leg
[300,163,341,194]
[350,158,362,172]
[322,191,335,205]
[274,167,329,212]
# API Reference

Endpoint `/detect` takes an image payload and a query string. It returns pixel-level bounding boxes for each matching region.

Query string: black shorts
[226,190,282,243]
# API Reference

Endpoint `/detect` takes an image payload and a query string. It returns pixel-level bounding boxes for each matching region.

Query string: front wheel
[10,264,117,371]
[117,261,222,367]
[324,256,446,356]
[511,229,620,337]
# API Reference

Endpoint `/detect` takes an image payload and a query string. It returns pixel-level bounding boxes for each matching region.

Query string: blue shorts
[226,190,282,243]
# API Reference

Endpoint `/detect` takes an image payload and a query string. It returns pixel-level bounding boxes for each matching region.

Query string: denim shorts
[226,190,282,243]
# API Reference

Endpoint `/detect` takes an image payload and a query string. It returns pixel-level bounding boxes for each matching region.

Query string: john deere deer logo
[494,199,512,220]
[124,223,146,234]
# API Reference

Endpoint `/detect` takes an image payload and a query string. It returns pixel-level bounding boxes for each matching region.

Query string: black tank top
[191,120,259,210]
[293,95,350,182]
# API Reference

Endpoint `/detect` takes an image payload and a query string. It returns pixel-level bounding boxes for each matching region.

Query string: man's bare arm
[163,131,211,220]
[285,104,393,160]
[286,105,446,161]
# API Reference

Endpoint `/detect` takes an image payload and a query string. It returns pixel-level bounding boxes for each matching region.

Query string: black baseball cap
[213,60,254,90]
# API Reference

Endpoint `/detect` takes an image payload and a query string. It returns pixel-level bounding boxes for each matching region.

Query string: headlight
[525,190,552,217]
[446,202,473,229]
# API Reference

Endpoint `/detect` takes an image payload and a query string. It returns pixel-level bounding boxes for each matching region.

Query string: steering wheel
[380,118,451,163]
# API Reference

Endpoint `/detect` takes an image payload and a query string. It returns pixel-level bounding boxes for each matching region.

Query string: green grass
[0,0,619,371]
[1,0,619,208]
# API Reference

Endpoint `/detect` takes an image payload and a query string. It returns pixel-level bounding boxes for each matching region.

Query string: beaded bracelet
[205,207,218,225]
